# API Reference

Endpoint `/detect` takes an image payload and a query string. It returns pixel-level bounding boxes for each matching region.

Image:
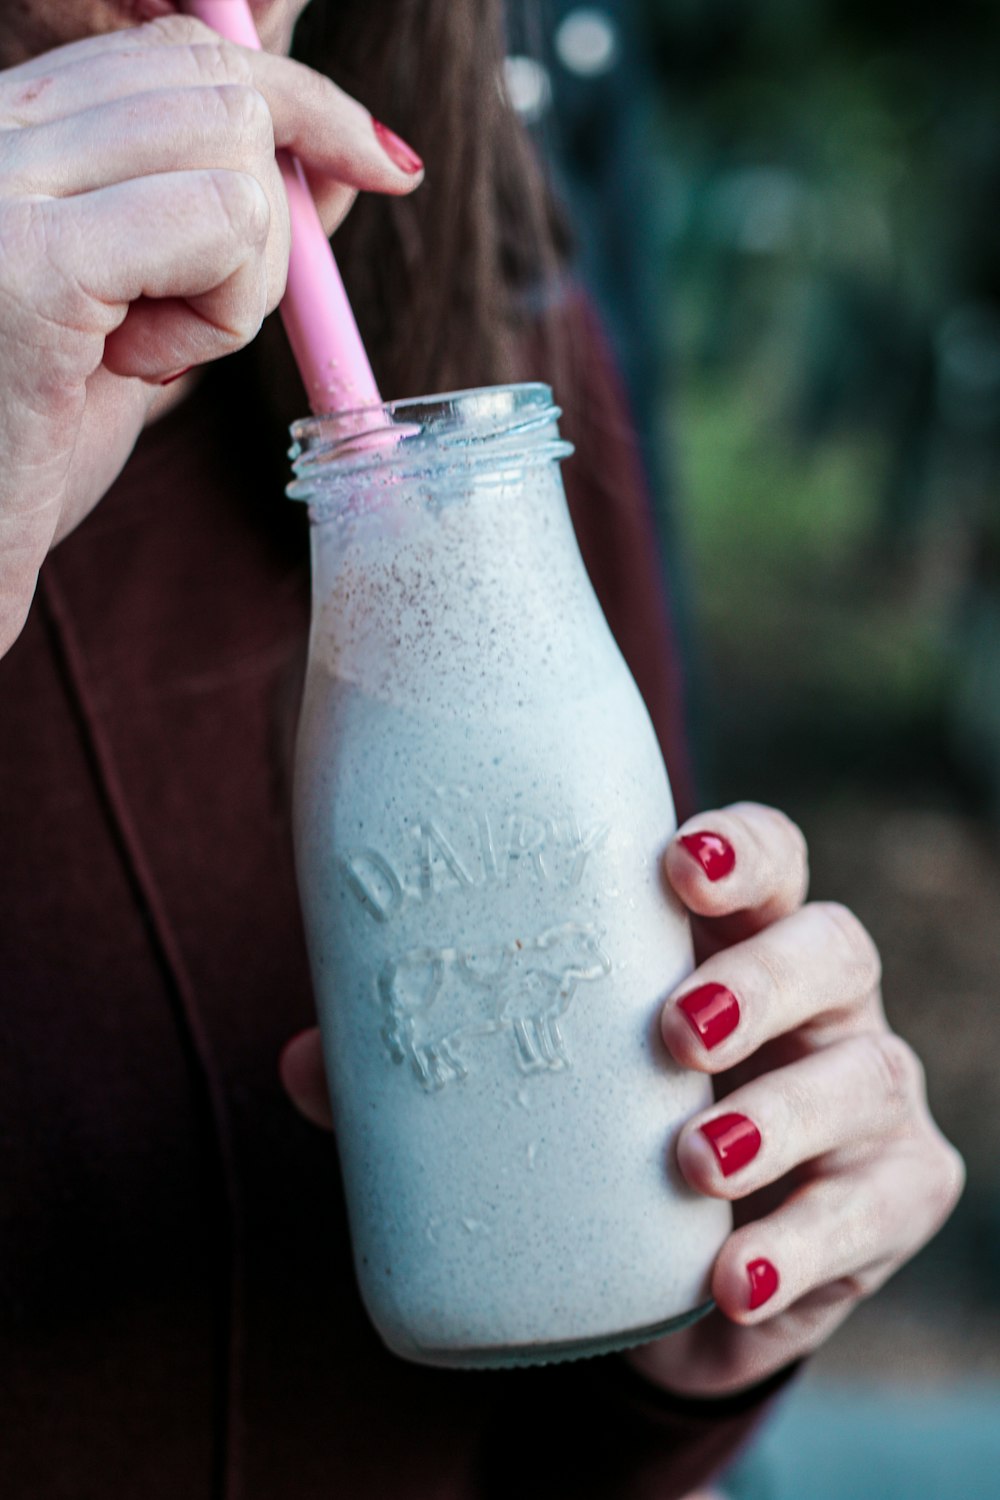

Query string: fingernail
[372,119,424,174]
[679,830,736,881]
[699,1112,761,1176]
[677,982,740,1049]
[747,1256,779,1310]
[159,366,192,386]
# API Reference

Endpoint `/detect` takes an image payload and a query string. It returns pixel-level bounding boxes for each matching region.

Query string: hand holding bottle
[282,799,965,1392]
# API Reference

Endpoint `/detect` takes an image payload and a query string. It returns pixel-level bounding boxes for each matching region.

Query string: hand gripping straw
[181,0,382,416]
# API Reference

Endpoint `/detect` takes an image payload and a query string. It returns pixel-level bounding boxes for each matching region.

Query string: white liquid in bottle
[289,386,730,1366]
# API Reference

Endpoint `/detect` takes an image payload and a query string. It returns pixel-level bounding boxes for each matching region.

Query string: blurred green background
[512,0,1000,1492]
[637,0,1000,1397]
[642,0,1000,814]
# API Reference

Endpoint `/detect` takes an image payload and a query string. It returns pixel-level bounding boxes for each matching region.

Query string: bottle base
[399,1298,716,1370]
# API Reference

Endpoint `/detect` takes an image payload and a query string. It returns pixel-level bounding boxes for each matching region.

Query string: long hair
[290,0,569,399]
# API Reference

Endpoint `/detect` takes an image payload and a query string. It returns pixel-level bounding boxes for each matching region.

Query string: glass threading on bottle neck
[286,383,573,522]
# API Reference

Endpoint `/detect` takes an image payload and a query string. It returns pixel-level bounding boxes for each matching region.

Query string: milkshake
[288,385,730,1366]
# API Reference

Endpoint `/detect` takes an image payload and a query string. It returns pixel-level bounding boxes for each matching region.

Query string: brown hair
[291,0,569,400]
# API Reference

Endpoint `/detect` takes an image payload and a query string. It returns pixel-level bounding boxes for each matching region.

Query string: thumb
[279,1027,334,1130]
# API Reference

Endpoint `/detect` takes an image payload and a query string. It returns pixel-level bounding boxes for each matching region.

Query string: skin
[0,0,423,653]
[2,0,964,1407]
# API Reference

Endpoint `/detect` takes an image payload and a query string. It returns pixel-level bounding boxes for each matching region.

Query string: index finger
[3,17,423,196]
[664,803,809,951]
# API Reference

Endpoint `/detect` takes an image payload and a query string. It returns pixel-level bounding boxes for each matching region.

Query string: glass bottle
[287,384,730,1368]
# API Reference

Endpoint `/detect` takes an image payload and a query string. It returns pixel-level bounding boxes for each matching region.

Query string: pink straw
[180,0,382,415]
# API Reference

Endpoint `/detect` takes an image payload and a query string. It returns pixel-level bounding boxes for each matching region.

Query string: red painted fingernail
[679,830,736,880]
[699,1112,761,1176]
[747,1257,779,1310]
[159,366,192,386]
[372,119,424,174]
[677,982,740,1049]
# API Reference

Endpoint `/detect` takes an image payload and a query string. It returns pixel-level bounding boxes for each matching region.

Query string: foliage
[638,0,1000,807]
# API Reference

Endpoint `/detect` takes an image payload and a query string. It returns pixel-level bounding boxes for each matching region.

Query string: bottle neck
[286,384,572,523]
[295,391,616,712]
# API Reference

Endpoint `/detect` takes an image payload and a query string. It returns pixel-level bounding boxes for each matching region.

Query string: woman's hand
[279,801,964,1399]
[0,14,422,653]
[626,801,965,1398]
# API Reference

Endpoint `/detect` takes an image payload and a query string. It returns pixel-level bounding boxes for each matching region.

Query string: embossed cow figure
[379,923,612,1090]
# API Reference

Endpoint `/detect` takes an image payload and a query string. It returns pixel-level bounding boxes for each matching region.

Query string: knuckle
[929,1140,966,1222]
[772,809,810,903]
[900,1137,966,1249]
[265,253,289,314]
[208,170,271,247]
[855,1183,893,1253]
[814,901,882,990]
[307,69,345,120]
[777,807,810,872]
[233,266,270,348]
[4,202,89,329]
[863,1032,924,1116]
[861,1177,910,1262]
[146,13,214,48]
[0,200,44,279]
[144,16,243,82]
[215,84,274,154]
[190,36,254,88]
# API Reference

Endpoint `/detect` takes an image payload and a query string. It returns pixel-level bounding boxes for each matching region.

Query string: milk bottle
[288,384,730,1367]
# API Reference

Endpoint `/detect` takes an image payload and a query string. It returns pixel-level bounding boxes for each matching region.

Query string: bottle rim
[286,382,573,516]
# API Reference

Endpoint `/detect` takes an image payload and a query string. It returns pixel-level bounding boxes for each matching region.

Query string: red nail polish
[699,1112,761,1176]
[679,830,736,881]
[747,1257,779,1310]
[677,982,740,1049]
[159,366,192,386]
[372,119,424,174]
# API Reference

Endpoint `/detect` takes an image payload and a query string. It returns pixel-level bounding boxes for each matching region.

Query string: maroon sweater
[0,312,785,1498]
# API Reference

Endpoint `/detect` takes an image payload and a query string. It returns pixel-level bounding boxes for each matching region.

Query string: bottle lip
[286,382,573,514]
